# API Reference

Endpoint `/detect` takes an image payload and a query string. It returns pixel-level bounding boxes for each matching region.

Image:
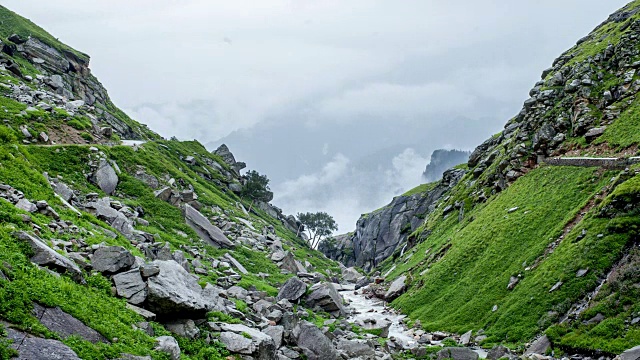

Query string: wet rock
[305,283,345,317]
[436,347,479,360]
[524,335,551,356]
[32,303,108,343]
[113,269,147,305]
[487,345,511,360]
[336,339,375,358]
[384,275,407,300]
[184,204,234,248]
[341,267,362,283]
[92,246,134,274]
[277,276,307,302]
[155,336,180,360]
[293,321,337,360]
[357,316,391,338]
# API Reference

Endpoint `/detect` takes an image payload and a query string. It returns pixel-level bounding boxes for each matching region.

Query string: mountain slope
[332,0,640,355]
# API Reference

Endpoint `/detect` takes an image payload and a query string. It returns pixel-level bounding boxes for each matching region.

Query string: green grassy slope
[379,166,640,353]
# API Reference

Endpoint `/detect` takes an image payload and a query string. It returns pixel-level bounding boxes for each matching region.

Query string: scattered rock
[524,335,551,356]
[184,204,234,248]
[277,277,307,302]
[92,246,134,274]
[32,303,108,344]
[6,326,82,360]
[155,336,180,360]
[384,275,407,300]
[13,231,83,283]
[146,260,213,318]
[113,269,147,305]
[293,321,338,360]
[92,159,119,195]
[305,283,345,317]
[436,347,479,360]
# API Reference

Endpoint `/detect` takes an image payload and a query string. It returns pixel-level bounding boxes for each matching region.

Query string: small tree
[240,170,273,212]
[297,211,338,249]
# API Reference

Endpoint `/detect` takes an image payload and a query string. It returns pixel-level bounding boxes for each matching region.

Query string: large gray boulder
[164,319,200,339]
[92,159,119,195]
[305,283,345,317]
[113,268,147,305]
[385,275,407,300]
[184,204,234,248]
[13,231,83,283]
[341,267,362,283]
[293,321,337,360]
[263,325,284,349]
[356,316,391,338]
[218,323,277,360]
[6,327,81,360]
[436,347,479,360]
[336,339,375,358]
[92,246,134,274]
[524,335,551,356]
[146,260,213,317]
[277,277,307,302]
[620,345,640,360]
[32,303,108,344]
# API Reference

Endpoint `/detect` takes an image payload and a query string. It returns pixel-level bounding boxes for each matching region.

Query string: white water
[338,284,489,358]
[339,284,417,348]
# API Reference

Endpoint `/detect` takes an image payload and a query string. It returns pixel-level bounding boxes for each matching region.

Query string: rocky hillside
[0,6,432,360]
[324,0,640,356]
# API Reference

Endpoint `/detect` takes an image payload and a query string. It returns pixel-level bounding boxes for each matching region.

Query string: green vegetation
[402,182,438,197]
[0,6,88,62]
[297,211,339,249]
[597,97,640,149]
[382,166,634,351]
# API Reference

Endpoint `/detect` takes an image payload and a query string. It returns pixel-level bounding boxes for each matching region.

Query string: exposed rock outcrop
[321,169,466,271]
[423,149,471,182]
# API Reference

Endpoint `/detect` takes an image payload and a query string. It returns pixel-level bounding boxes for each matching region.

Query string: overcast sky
[4,0,630,231]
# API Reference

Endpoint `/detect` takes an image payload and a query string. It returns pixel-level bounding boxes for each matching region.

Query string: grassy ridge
[380,166,639,352]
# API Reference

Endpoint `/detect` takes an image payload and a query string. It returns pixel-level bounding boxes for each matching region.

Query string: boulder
[13,231,83,283]
[92,246,134,274]
[385,275,407,300]
[436,347,479,360]
[459,330,473,345]
[279,251,299,274]
[113,269,147,305]
[524,335,551,356]
[341,267,362,283]
[15,199,37,212]
[224,253,248,274]
[276,277,307,302]
[336,339,375,358]
[32,303,108,344]
[184,204,234,248]
[218,323,277,360]
[263,325,284,349]
[92,159,119,195]
[293,321,338,360]
[164,319,200,339]
[356,316,391,338]
[155,336,180,360]
[620,345,640,360]
[52,182,74,202]
[487,345,511,360]
[6,327,81,360]
[305,283,345,317]
[585,127,607,143]
[146,260,213,318]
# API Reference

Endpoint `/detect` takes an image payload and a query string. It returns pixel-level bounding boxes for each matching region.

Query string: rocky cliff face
[423,149,470,182]
[320,169,466,272]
